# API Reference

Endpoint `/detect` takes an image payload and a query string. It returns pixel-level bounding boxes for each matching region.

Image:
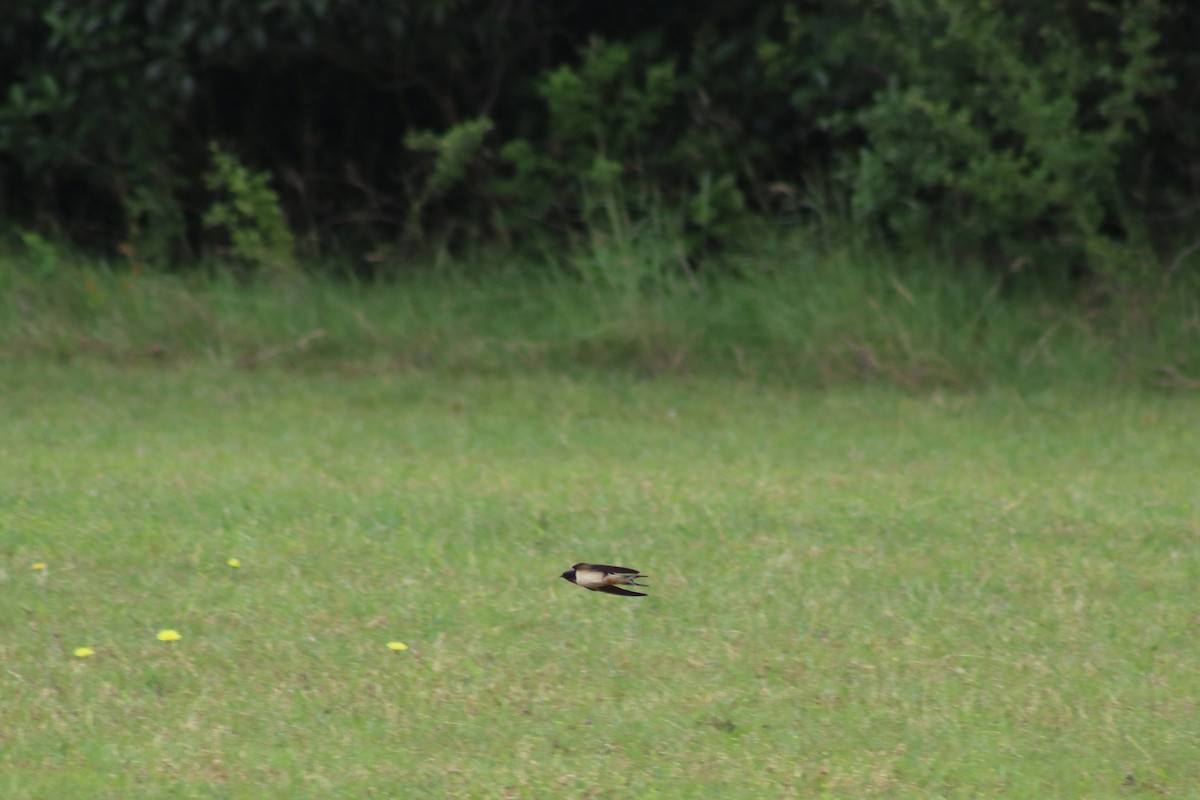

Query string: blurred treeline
[2,0,1197,278]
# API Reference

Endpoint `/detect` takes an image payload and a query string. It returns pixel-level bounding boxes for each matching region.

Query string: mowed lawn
[2,364,1197,798]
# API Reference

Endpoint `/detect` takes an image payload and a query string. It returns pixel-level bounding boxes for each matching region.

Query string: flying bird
[560,563,649,597]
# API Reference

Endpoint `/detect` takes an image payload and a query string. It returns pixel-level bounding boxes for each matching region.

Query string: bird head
[560,570,576,583]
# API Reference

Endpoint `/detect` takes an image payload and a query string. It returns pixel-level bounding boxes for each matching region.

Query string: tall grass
[1,230,1197,389]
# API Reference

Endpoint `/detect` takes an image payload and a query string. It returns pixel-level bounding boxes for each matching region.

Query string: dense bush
[1,1,1196,276]
[0,0,563,261]
[827,0,1170,272]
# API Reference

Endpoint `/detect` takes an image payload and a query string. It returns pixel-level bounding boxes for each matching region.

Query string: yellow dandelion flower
[156,629,182,642]
[73,647,96,658]
[32,563,46,570]
[226,558,241,568]
[386,641,409,652]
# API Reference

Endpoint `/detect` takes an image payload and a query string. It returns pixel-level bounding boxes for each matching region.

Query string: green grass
[3,234,1198,389]
[2,364,1198,797]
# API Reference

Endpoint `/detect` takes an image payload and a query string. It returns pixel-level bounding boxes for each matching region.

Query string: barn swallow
[560,563,649,597]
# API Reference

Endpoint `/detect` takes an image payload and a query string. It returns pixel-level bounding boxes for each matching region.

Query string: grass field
[2,363,1197,798]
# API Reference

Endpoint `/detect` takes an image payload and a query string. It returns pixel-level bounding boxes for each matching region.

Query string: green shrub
[202,143,296,277]
[404,117,495,246]
[494,38,747,260]
[811,0,1171,272]
[1,0,1195,276]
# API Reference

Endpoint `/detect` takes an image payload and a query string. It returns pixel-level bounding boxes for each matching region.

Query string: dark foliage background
[1,0,1197,276]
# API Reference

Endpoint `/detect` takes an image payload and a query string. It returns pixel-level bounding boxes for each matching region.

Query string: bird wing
[595,585,647,597]
[575,563,640,575]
